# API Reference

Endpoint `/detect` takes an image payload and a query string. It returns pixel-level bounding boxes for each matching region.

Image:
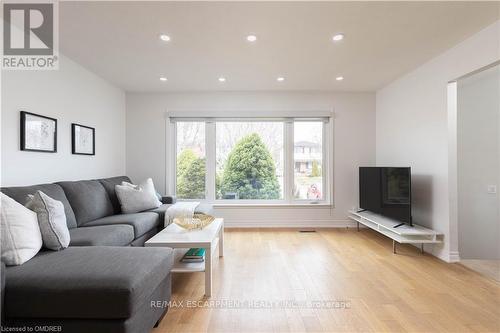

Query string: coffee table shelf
[171,237,220,273]
[145,218,224,296]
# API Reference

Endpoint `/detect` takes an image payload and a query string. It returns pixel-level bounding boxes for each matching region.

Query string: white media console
[348,210,443,254]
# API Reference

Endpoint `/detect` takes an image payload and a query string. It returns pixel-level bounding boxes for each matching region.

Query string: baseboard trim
[224,219,356,228]
[422,249,460,263]
[448,251,461,263]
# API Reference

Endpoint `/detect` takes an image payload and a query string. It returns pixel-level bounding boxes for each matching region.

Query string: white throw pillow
[0,192,42,266]
[121,179,162,205]
[115,178,162,214]
[26,191,70,250]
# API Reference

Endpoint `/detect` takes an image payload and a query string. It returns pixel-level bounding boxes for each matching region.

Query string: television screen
[359,167,412,225]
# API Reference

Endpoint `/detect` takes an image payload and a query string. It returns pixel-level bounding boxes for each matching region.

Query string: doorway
[456,63,500,281]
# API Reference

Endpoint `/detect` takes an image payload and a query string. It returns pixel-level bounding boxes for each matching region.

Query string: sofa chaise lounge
[0,176,175,333]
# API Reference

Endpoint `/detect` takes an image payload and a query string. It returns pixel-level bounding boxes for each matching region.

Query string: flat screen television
[359,167,412,227]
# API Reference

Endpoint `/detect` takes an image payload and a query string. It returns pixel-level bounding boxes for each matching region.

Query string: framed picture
[20,111,57,153]
[72,123,95,155]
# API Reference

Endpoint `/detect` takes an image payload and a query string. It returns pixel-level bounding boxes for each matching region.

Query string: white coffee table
[145,218,224,297]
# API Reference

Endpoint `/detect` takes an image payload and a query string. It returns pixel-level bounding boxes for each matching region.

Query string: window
[294,122,323,200]
[172,118,330,205]
[176,122,205,199]
[216,122,284,200]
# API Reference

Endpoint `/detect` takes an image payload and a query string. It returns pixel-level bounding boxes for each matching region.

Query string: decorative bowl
[173,213,215,230]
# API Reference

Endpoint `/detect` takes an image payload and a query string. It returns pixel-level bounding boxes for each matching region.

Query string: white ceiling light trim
[332,33,344,42]
[246,34,257,42]
[159,34,171,42]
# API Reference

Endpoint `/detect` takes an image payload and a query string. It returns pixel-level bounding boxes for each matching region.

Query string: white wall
[126,91,375,227]
[1,55,126,186]
[376,21,500,262]
[457,65,499,260]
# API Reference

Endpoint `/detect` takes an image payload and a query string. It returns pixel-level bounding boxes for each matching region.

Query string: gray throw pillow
[115,178,162,214]
[26,191,70,251]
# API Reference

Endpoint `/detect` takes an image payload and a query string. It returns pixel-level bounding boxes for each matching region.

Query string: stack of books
[181,248,205,263]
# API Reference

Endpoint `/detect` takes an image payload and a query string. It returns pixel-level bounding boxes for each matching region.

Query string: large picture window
[172,118,331,205]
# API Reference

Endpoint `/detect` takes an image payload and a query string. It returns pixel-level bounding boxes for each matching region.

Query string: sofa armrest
[161,196,176,204]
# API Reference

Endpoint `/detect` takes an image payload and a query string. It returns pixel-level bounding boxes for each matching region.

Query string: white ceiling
[59,1,499,92]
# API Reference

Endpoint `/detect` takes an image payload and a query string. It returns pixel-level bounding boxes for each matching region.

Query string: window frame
[166,115,334,206]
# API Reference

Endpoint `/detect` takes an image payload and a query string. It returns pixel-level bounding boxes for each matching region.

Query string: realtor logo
[2,1,59,70]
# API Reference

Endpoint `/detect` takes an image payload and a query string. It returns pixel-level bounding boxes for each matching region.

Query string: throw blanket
[165,201,200,227]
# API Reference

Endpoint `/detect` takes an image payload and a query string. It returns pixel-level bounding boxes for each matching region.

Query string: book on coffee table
[181,248,205,262]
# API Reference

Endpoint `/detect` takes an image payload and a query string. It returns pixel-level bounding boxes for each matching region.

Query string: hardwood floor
[460,260,500,283]
[154,228,500,333]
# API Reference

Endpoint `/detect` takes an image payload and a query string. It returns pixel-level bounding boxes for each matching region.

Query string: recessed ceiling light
[218,77,226,82]
[246,35,257,42]
[332,33,344,42]
[276,77,285,82]
[159,34,171,42]
[159,77,168,82]
[336,76,344,81]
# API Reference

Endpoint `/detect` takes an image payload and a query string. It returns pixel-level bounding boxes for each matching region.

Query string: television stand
[348,210,443,254]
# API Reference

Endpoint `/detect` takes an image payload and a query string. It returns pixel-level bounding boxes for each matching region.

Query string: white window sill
[212,203,333,209]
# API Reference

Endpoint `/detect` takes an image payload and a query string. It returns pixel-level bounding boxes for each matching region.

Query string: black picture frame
[20,111,57,153]
[71,123,95,155]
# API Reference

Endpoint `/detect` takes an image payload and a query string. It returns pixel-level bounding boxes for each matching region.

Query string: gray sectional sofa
[0,176,175,333]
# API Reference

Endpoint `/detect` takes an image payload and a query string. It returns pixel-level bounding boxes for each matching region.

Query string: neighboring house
[294,141,322,174]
